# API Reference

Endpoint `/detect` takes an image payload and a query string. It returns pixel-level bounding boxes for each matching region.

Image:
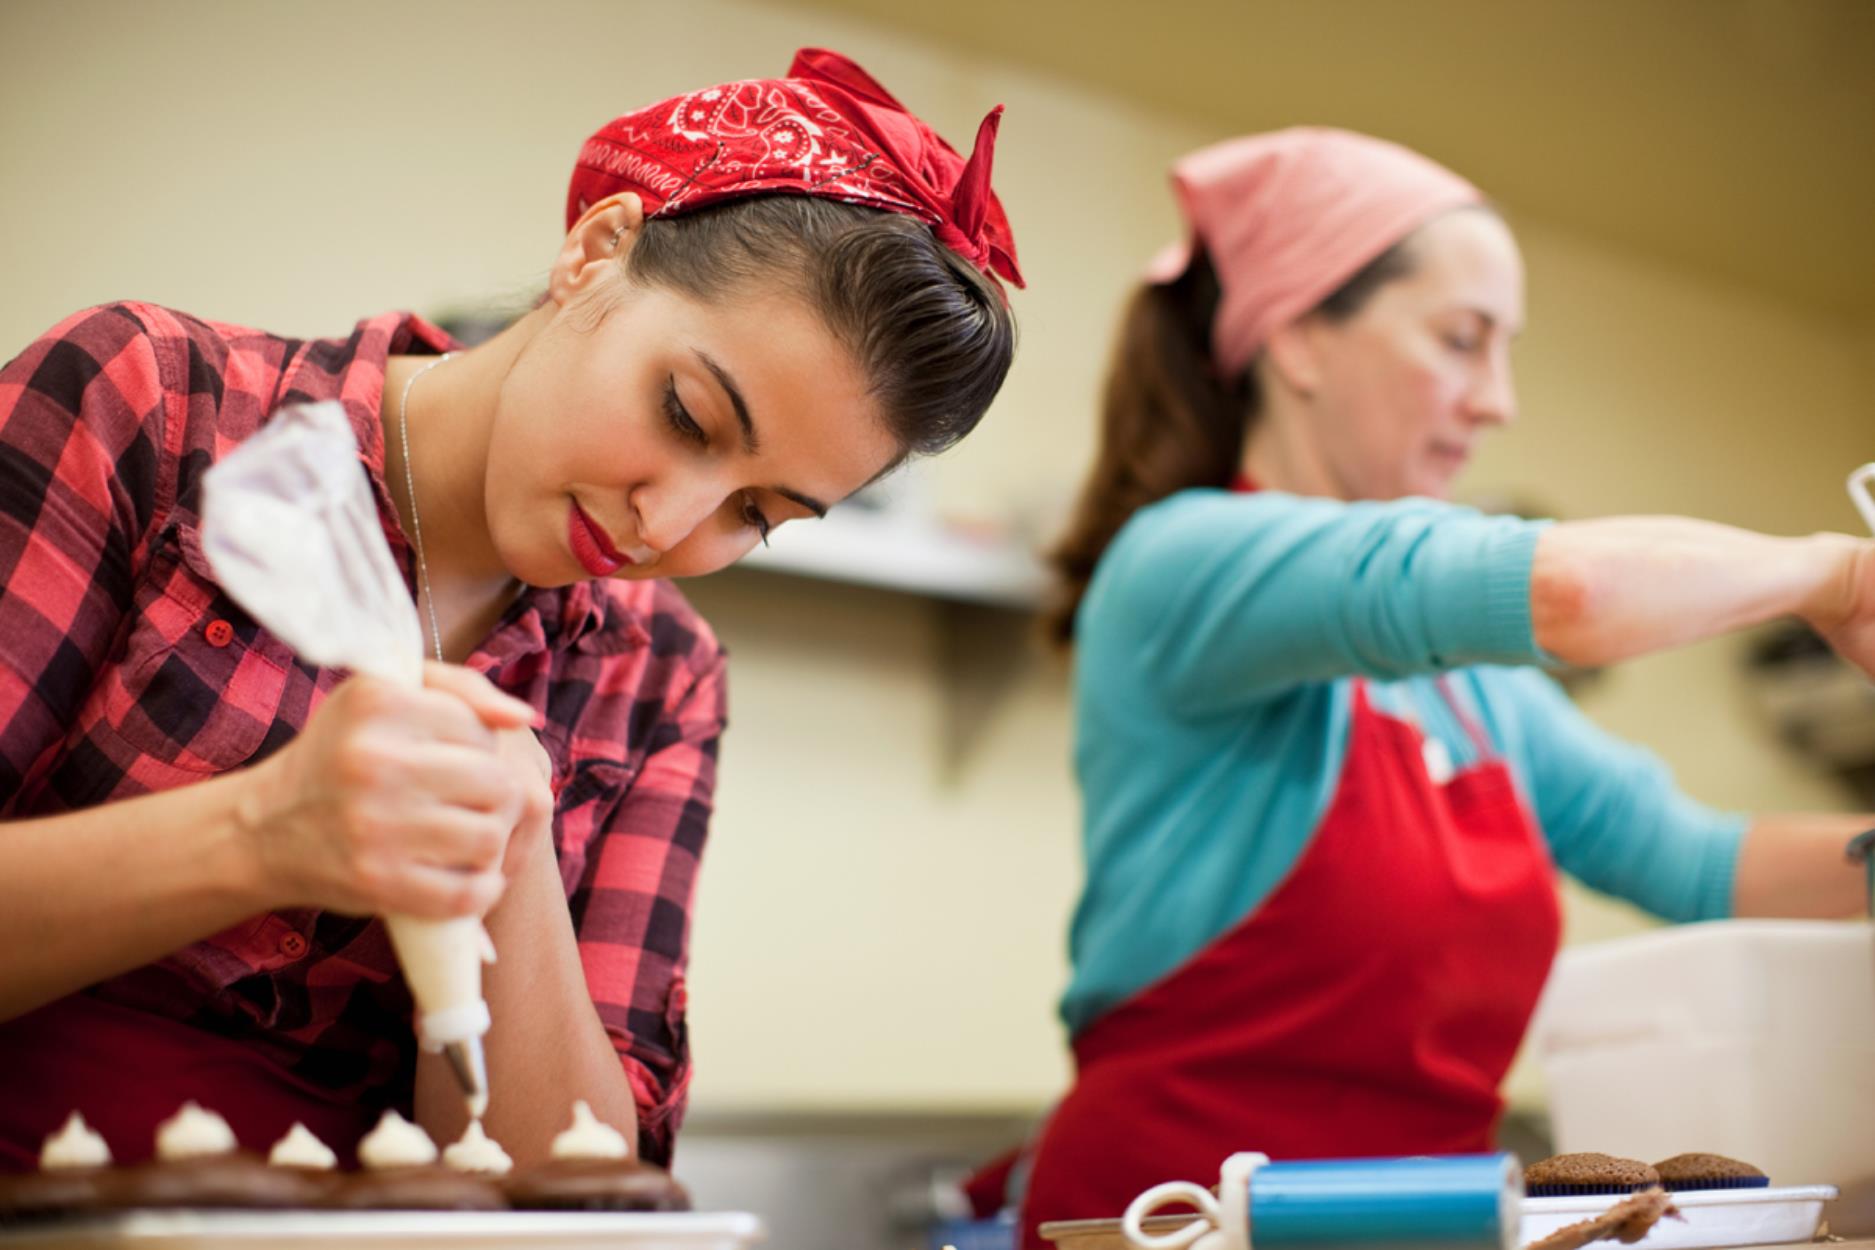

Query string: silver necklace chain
[396,351,455,664]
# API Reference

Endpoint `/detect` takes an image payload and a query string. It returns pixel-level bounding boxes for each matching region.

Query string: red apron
[1017,677,1561,1248]
[0,993,385,1172]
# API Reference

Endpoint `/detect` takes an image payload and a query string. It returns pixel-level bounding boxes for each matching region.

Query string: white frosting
[357,1109,438,1170]
[443,1119,513,1175]
[549,1101,630,1160]
[268,1122,338,1170]
[154,1102,238,1160]
[40,1112,111,1170]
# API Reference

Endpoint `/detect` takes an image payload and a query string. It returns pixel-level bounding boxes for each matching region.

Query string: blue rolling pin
[1122,1151,1521,1250]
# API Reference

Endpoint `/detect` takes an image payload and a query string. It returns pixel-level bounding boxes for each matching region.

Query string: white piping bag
[200,400,493,1117]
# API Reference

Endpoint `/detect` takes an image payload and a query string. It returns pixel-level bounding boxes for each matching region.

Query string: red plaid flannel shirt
[0,303,725,1164]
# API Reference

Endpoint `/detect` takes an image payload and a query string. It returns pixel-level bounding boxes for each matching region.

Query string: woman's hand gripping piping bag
[200,400,500,1119]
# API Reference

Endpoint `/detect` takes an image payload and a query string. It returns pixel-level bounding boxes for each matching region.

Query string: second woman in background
[1014,127,1873,1245]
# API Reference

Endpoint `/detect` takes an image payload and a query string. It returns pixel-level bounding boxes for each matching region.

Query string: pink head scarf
[1147,127,1483,378]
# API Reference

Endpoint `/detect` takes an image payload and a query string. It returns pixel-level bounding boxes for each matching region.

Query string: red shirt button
[204,619,234,647]
[280,932,308,958]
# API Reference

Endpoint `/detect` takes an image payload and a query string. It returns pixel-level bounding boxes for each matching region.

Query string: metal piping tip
[441,1037,489,1118]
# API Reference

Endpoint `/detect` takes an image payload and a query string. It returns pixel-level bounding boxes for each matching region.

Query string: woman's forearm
[1531,518,1860,668]
[0,769,274,1021]
[1732,812,1871,918]
[414,834,639,1166]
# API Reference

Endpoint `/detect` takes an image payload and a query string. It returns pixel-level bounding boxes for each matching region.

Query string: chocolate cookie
[0,1166,119,1223]
[114,1152,329,1208]
[503,1157,689,1211]
[332,1165,506,1211]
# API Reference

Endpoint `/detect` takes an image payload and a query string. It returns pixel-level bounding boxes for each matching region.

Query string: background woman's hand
[237,663,540,920]
[1803,536,1875,678]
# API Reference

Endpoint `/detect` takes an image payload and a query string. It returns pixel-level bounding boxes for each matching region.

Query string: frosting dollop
[357,1109,438,1170]
[443,1119,513,1175]
[155,1102,238,1160]
[268,1122,338,1170]
[40,1111,111,1170]
[549,1101,630,1160]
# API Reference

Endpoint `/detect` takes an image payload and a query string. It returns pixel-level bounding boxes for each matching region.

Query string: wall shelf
[737,511,1048,610]
[723,512,1053,781]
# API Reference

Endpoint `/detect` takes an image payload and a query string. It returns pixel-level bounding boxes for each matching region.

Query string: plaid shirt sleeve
[557,622,726,1166]
[0,305,171,808]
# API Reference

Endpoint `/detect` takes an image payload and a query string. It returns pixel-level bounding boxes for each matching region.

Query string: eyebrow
[693,348,831,519]
[778,487,830,519]
[695,350,756,453]
[1462,306,1525,339]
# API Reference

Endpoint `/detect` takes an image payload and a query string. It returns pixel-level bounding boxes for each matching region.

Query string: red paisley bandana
[567,47,1024,290]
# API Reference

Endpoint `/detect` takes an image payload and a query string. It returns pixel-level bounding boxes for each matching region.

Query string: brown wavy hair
[1042,242,1418,646]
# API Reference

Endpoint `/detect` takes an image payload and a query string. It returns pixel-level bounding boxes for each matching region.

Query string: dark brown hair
[624,195,1015,463]
[1042,241,1416,646]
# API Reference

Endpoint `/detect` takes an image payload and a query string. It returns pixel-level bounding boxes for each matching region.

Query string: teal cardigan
[1062,489,1747,1035]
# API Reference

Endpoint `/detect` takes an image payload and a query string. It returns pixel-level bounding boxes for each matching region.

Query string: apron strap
[1433,674,1496,761]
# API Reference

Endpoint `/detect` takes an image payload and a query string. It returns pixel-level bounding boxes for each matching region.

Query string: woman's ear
[547,193,646,307]
[1261,316,1326,401]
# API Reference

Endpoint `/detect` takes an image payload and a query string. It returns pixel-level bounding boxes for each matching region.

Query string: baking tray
[1520,1186,1836,1250]
[1041,1186,1836,1250]
[0,1209,764,1249]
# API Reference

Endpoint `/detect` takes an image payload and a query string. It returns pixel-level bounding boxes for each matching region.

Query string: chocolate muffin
[1524,1152,1661,1196]
[1651,1152,1769,1191]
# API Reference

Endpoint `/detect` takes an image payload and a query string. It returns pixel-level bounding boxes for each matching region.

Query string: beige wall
[2,0,1868,1118]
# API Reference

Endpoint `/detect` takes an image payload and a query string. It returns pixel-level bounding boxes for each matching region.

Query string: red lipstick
[569,501,629,577]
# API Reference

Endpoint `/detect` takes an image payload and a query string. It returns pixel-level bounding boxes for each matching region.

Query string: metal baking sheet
[0,1209,764,1249]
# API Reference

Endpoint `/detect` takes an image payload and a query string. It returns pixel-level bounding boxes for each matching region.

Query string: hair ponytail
[1042,228,1429,646]
[1043,253,1253,646]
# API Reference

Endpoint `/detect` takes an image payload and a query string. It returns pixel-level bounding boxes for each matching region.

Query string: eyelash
[662,376,771,545]
[741,496,772,545]
[662,377,706,444]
